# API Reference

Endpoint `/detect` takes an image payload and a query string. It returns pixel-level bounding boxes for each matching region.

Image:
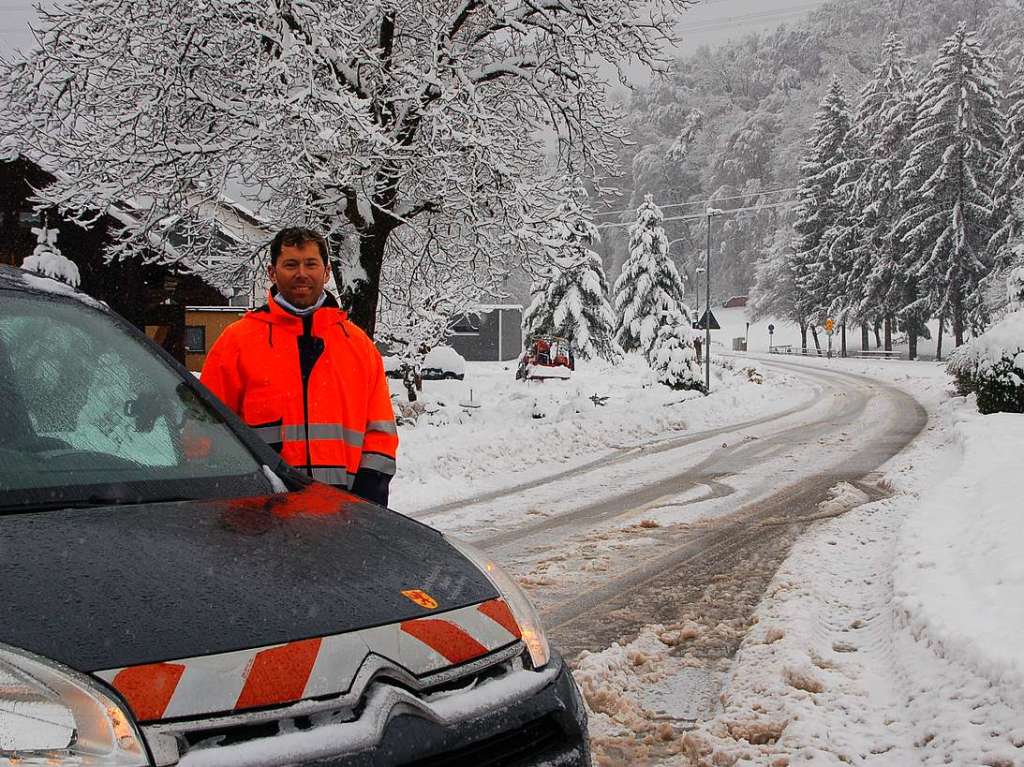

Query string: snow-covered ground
[388,353,807,514]
[574,356,1024,766]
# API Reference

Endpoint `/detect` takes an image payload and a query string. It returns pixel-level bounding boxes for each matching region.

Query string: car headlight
[446,537,551,669]
[0,643,147,766]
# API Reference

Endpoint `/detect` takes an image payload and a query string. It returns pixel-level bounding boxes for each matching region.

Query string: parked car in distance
[0,265,589,767]
[420,345,467,380]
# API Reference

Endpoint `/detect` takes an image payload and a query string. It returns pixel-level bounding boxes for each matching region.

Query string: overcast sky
[1,0,832,58]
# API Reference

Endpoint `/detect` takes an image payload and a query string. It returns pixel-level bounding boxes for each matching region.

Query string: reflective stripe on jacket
[200,293,398,495]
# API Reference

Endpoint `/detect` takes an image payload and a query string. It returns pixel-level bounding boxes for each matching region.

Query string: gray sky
[1,0,832,58]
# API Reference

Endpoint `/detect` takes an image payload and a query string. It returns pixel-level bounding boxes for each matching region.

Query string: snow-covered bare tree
[521,185,620,362]
[649,310,703,392]
[21,223,80,288]
[376,234,483,400]
[791,76,852,352]
[613,195,690,355]
[1,0,695,337]
[896,24,1005,347]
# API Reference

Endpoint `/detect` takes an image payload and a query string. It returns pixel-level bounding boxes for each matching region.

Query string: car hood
[0,484,499,673]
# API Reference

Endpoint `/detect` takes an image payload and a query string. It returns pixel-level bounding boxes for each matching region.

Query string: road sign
[694,310,721,330]
[768,323,775,334]
[824,318,835,334]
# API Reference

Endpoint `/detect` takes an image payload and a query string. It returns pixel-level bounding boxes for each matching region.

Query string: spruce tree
[613,195,690,355]
[841,34,919,349]
[792,76,852,349]
[650,310,703,392]
[990,55,1024,265]
[896,24,1005,346]
[522,185,621,362]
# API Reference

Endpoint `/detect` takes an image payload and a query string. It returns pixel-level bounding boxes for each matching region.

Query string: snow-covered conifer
[523,188,621,362]
[990,56,1024,263]
[613,195,690,355]
[22,224,80,288]
[792,77,852,336]
[839,34,918,343]
[650,311,703,392]
[896,24,1005,346]
[1008,264,1024,311]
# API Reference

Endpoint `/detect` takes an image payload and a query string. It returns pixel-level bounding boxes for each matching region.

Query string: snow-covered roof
[2,151,268,290]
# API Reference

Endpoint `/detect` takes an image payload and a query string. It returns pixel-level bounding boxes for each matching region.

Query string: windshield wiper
[0,493,192,515]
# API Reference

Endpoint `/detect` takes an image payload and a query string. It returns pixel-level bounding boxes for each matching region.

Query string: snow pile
[21,225,80,288]
[389,354,792,513]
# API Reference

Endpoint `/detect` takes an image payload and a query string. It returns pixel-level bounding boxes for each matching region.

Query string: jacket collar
[248,290,347,332]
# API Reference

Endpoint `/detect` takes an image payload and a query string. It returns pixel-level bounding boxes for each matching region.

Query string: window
[0,293,270,509]
[185,325,206,353]
[450,315,480,335]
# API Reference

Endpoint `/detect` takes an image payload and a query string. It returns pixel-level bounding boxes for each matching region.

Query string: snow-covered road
[392,353,945,767]
[410,359,923,665]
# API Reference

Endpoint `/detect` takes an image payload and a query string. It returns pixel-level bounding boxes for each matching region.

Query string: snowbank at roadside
[675,394,1024,766]
[573,360,1024,766]
[895,404,1024,700]
[388,354,806,514]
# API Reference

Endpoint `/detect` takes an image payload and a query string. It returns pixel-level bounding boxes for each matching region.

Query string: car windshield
[0,290,273,512]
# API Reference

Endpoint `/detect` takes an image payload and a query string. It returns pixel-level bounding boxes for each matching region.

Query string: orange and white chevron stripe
[94,598,522,723]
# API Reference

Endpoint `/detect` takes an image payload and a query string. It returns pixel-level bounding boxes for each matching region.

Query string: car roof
[0,263,108,311]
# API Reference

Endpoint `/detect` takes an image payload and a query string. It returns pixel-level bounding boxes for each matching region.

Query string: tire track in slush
[413,370,824,521]
[539,363,927,658]
[474,361,873,551]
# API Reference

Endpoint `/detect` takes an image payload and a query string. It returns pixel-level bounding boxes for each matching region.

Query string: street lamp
[704,208,723,393]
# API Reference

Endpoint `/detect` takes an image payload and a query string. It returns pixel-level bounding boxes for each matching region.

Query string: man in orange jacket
[201,227,398,506]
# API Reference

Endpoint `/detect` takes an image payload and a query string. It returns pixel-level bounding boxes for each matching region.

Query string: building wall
[185,307,247,372]
[446,306,522,361]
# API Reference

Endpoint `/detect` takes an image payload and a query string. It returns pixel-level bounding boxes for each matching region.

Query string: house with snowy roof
[0,154,269,363]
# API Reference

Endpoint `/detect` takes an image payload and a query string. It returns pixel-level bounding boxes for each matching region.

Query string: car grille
[143,643,525,766]
[405,714,563,767]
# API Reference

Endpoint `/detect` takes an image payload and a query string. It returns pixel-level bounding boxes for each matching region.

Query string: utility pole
[704,209,723,393]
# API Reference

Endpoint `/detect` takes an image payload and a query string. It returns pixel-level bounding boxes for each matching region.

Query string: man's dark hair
[269,227,330,266]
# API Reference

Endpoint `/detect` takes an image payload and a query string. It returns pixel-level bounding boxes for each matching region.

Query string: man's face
[269,242,328,309]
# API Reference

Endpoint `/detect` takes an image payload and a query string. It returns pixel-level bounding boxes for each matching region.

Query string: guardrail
[768,345,905,360]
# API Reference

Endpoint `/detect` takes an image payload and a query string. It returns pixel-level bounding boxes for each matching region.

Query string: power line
[594,185,801,219]
[679,1,827,35]
[595,197,797,229]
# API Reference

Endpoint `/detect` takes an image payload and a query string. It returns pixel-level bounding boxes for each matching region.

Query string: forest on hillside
[596,0,1024,305]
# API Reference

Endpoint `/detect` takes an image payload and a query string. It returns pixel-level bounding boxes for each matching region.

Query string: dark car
[0,265,589,767]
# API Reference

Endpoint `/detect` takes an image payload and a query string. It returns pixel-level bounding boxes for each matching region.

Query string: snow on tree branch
[1,0,695,337]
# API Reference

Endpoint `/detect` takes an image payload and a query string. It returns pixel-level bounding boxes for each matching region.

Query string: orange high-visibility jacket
[201,293,398,500]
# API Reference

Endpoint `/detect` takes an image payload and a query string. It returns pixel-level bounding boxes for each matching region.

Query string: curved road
[425,359,928,664]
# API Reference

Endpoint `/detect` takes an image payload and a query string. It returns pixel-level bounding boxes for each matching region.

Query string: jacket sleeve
[199,327,244,416]
[355,341,398,505]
